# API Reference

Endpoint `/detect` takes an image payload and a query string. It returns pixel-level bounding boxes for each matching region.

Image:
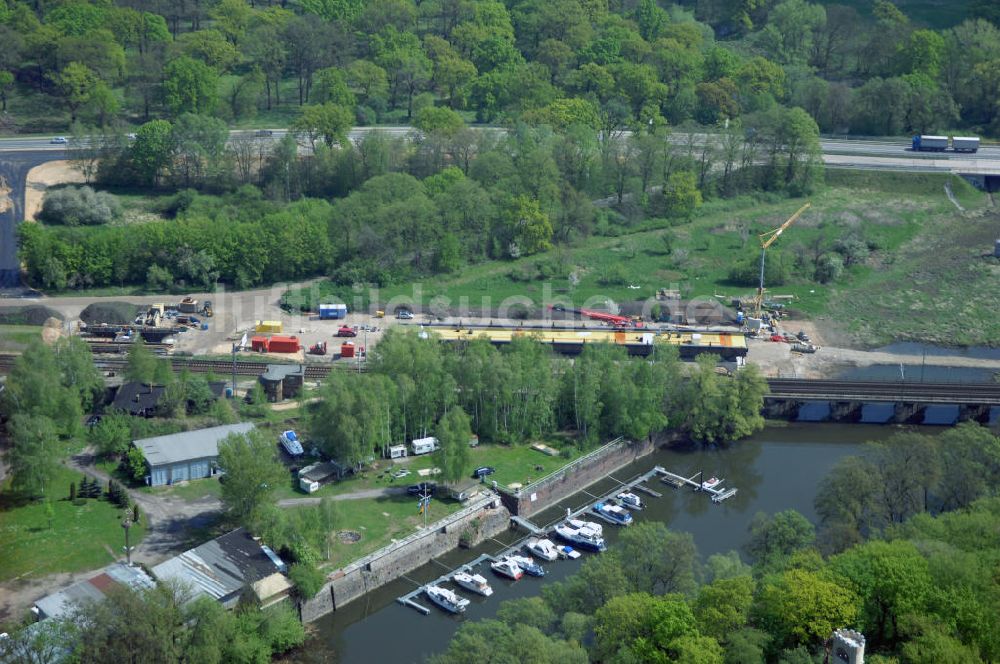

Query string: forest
[10,0,1000,294]
[1,0,998,135]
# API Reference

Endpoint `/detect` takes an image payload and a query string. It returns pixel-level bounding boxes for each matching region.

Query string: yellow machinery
[753,202,811,319]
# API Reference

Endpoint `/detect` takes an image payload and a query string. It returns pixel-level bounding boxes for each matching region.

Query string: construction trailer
[178,297,200,313]
[250,335,301,353]
[319,303,348,320]
[255,320,283,333]
[410,437,439,455]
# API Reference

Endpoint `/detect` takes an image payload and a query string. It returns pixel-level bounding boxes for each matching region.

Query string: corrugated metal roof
[261,364,305,382]
[33,563,155,621]
[134,422,254,467]
[151,528,288,605]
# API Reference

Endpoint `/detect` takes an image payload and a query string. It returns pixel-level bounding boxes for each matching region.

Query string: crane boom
[753,202,811,319]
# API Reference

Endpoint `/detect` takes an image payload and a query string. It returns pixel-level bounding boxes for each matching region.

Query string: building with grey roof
[32,562,155,622]
[134,422,254,487]
[151,528,291,609]
[258,364,304,402]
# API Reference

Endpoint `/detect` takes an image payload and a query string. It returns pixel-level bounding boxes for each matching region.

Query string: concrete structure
[134,422,254,486]
[258,364,305,402]
[830,629,865,664]
[32,563,154,621]
[497,436,656,518]
[152,528,291,609]
[300,496,509,622]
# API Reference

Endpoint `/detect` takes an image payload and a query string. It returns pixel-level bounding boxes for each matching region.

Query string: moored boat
[508,554,545,577]
[525,538,560,562]
[593,501,634,526]
[700,476,723,490]
[566,518,603,536]
[491,557,523,580]
[452,571,493,597]
[616,491,644,510]
[554,521,607,552]
[424,584,470,614]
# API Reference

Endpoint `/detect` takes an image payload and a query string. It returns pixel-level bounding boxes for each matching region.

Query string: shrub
[39,186,121,226]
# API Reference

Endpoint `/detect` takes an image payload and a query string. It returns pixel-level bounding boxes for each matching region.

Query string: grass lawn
[0,465,147,584]
[272,439,577,501]
[285,172,990,346]
[322,493,464,569]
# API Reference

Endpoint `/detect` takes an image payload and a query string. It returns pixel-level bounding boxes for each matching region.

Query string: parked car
[86,414,102,427]
[396,309,414,320]
[472,466,496,479]
[255,129,274,137]
[50,136,68,144]
[407,482,437,496]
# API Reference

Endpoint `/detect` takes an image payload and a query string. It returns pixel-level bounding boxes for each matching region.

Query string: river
[293,423,906,663]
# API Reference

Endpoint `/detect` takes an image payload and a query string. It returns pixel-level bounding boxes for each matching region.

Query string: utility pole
[121,515,133,565]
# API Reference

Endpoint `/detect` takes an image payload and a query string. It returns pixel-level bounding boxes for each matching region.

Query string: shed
[33,563,155,622]
[319,303,347,319]
[151,528,291,609]
[258,364,305,402]
[134,422,254,486]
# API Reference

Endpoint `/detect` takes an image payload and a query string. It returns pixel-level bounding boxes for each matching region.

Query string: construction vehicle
[549,304,641,328]
[752,203,811,319]
[308,341,328,355]
[336,325,357,337]
[202,300,213,317]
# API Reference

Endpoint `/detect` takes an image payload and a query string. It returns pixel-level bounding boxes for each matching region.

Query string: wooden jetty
[510,515,546,535]
[654,468,738,503]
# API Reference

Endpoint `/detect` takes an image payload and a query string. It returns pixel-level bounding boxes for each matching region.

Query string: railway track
[767,379,1000,404]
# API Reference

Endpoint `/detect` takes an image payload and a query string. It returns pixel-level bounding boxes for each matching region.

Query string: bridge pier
[763,398,802,420]
[958,404,991,424]
[829,401,862,422]
[892,402,926,424]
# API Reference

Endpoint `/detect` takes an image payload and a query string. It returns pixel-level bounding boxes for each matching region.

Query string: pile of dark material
[80,302,140,326]
[0,305,64,325]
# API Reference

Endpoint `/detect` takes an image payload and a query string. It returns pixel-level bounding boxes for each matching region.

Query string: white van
[410,436,439,455]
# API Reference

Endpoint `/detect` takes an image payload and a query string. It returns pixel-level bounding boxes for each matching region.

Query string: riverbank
[294,423,889,663]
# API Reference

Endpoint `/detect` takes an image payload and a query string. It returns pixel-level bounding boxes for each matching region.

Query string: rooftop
[33,563,155,621]
[134,422,254,467]
[151,528,290,607]
[260,364,305,382]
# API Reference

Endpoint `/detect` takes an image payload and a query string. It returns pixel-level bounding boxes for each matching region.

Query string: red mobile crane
[548,305,641,328]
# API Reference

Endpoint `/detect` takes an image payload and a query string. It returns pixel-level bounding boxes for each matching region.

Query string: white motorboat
[452,571,493,597]
[525,538,560,562]
[566,518,603,536]
[424,584,470,614]
[491,557,523,580]
[554,521,607,552]
[616,492,644,510]
[700,476,723,490]
[508,554,545,577]
[593,502,634,526]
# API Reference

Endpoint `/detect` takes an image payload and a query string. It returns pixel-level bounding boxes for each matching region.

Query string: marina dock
[396,463,737,614]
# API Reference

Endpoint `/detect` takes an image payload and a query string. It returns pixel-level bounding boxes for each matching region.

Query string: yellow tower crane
[753,202,811,319]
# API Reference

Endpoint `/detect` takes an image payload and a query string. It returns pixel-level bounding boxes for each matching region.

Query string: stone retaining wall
[300,497,510,623]
[497,436,656,518]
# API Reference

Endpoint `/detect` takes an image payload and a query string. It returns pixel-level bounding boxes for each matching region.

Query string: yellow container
[255,320,283,333]
[376,310,385,318]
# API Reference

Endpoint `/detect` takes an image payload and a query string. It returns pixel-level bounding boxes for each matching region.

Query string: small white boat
[593,502,633,526]
[616,492,644,510]
[566,518,603,536]
[452,571,493,597]
[491,557,523,580]
[525,538,560,562]
[424,584,470,614]
[700,476,723,490]
[557,545,582,560]
[508,554,545,577]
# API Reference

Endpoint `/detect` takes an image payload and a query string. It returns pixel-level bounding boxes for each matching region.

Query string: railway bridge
[764,379,1000,424]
